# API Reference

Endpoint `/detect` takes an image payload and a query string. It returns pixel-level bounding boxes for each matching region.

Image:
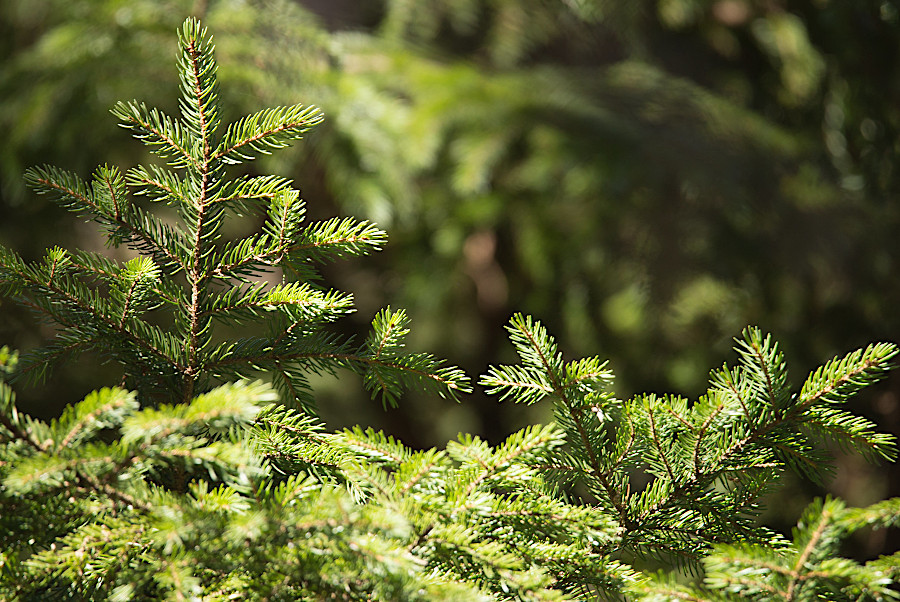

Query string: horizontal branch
[28,172,188,273]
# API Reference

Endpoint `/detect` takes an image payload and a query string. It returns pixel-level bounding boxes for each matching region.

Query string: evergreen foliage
[4,0,900,456]
[0,18,469,412]
[1,18,898,601]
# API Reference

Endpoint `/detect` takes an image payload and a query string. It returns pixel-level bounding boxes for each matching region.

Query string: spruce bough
[7,18,469,413]
[1,18,898,601]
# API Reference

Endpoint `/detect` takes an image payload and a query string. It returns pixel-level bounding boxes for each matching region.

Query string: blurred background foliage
[2,0,900,558]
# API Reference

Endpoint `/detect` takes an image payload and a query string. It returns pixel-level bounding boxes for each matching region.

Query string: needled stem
[182,38,214,404]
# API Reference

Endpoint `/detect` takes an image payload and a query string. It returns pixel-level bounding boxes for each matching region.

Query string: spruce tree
[1,18,898,601]
[1,18,468,412]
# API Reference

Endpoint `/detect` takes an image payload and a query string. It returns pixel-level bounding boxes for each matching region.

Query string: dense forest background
[2,0,899,558]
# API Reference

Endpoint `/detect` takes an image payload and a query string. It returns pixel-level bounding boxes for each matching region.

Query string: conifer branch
[692,403,722,480]
[24,167,189,272]
[179,22,218,158]
[205,221,386,283]
[208,350,468,400]
[5,332,92,385]
[634,341,898,533]
[111,102,199,170]
[488,314,627,518]
[211,175,293,206]
[786,504,833,600]
[718,347,896,469]
[213,105,324,164]
[127,165,187,204]
[75,474,154,513]
[3,261,183,380]
[647,402,677,483]
[744,332,782,406]
[183,180,211,402]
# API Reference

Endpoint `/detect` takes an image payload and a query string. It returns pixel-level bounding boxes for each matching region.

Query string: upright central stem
[184,168,208,403]
[182,39,212,404]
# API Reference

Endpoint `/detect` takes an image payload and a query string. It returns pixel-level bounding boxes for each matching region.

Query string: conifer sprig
[0,17,467,411]
[481,315,899,568]
[635,496,900,601]
[482,313,627,517]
